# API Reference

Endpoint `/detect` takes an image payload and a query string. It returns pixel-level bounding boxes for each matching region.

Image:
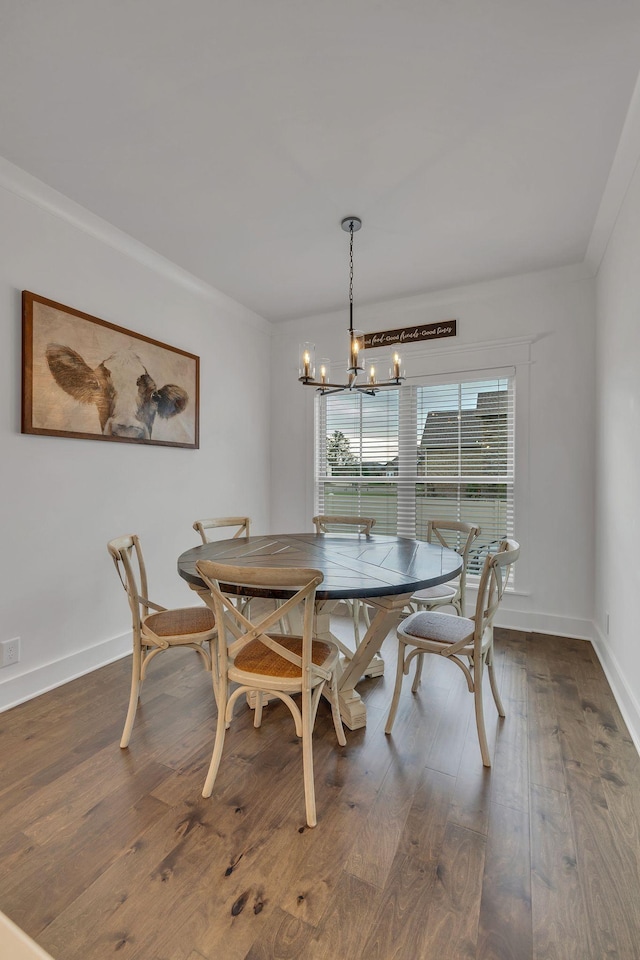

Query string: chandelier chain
[349,221,354,309]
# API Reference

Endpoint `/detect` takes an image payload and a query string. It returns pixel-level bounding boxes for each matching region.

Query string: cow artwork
[45,345,189,441]
[22,293,199,448]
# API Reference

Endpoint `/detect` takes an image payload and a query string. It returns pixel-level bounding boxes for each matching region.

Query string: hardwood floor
[1,622,640,959]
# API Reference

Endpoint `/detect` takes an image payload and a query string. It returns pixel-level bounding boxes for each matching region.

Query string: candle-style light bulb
[300,342,316,381]
[349,331,365,373]
[393,352,401,379]
[368,365,376,385]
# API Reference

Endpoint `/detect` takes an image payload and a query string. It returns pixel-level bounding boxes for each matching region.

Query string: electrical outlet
[0,637,21,667]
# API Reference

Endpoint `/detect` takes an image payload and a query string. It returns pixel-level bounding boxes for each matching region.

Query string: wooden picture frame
[22,292,199,448]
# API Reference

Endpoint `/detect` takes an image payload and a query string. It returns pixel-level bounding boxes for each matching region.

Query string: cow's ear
[156,384,188,419]
[46,344,100,403]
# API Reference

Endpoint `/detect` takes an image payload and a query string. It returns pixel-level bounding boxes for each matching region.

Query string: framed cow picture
[21,292,199,448]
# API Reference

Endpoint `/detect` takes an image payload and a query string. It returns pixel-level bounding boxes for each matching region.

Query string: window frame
[308,337,531,596]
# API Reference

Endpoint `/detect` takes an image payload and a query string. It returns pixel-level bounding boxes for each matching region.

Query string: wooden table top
[178,532,462,601]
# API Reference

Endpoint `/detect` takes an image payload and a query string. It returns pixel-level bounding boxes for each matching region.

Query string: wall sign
[364,320,457,349]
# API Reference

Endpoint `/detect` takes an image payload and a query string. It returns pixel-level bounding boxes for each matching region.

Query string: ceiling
[1,1,639,322]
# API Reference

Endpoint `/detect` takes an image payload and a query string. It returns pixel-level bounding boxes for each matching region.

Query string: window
[315,374,515,572]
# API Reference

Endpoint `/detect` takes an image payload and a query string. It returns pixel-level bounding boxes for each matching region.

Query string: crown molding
[585,68,640,275]
[0,155,270,331]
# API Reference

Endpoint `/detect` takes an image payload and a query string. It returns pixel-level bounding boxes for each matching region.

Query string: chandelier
[298,217,405,396]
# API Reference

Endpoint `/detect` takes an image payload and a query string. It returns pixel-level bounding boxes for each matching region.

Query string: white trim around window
[309,336,532,593]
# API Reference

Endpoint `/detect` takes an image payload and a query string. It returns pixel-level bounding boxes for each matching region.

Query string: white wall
[0,155,605,719]
[271,265,596,639]
[0,161,272,710]
[594,153,640,750]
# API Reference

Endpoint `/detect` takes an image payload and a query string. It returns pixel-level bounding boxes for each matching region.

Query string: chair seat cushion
[144,606,215,638]
[399,610,474,646]
[412,583,458,602]
[234,635,334,678]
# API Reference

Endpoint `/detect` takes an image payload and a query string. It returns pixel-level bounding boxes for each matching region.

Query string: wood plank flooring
[1,622,640,960]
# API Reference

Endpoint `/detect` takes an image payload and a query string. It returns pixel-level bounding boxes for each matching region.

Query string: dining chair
[411,519,480,616]
[108,534,216,748]
[312,515,376,536]
[385,538,520,766]
[312,514,376,645]
[195,559,346,827]
[409,519,480,690]
[193,515,254,620]
[192,516,251,545]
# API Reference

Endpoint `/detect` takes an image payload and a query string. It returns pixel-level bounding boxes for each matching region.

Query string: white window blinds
[315,375,514,572]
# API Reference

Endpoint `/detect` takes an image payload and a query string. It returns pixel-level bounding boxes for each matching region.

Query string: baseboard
[0,631,131,713]
[591,626,640,755]
[492,608,595,641]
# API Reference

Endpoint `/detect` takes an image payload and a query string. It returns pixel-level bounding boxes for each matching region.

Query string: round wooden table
[178,532,462,729]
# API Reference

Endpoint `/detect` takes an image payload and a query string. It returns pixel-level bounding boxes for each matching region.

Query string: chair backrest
[193,516,251,545]
[426,519,480,594]
[472,538,520,648]
[107,534,149,632]
[195,561,324,687]
[313,515,376,535]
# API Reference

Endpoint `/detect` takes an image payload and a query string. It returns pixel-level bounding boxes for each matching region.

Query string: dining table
[178,532,462,730]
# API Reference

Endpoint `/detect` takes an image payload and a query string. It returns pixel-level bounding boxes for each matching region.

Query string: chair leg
[473,659,491,767]
[487,657,506,717]
[120,645,142,748]
[329,671,347,747]
[202,686,229,797]
[411,651,424,693]
[189,641,212,671]
[487,647,506,717]
[385,638,407,734]
[209,640,219,709]
[301,688,317,827]
[254,691,264,728]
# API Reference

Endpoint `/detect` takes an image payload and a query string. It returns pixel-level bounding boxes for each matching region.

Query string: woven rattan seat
[234,635,333,678]
[195,559,346,828]
[144,605,214,638]
[108,534,215,748]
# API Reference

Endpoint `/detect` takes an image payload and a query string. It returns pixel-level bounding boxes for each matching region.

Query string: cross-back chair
[195,560,346,827]
[312,515,376,536]
[192,516,251,545]
[108,534,215,748]
[411,519,480,616]
[386,538,520,766]
[312,514,376,645]
[193,516,253,618]
[409,519,480,690]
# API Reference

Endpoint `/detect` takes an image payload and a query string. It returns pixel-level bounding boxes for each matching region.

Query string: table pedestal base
[316,593,412,730]
[362,654,385,678]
